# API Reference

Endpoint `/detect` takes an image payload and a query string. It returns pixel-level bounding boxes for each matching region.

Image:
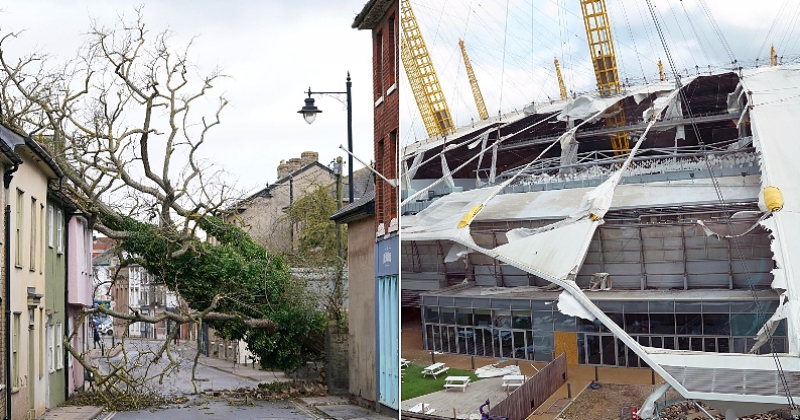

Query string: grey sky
[401,0,798,145]
[3,0,374,195]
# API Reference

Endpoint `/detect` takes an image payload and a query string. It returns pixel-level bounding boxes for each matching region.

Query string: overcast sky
[402,0,800,145]
[3,0,374,195]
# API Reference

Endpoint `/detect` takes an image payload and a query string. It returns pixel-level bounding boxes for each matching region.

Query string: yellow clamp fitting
[764,186,784,212]
[458,204,484,228]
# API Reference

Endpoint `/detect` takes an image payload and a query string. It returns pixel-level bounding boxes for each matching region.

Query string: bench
[502,374,525,391]
[400,358,410,369]
[444,376,471,392]
[408,403,435,414]
[421,362,449,379]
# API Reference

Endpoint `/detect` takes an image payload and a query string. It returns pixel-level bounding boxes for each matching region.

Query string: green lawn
[401,363,480,401]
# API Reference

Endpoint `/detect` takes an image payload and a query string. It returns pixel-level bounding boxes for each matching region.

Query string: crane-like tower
[459,39,489,120]
[400,0,455,138]
[658,59,665,81]
[555,58,568,100]
[579,0,629,155]
[771,44,778,67]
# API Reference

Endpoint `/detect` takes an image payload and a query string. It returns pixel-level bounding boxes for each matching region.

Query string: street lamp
[298,72,354,203]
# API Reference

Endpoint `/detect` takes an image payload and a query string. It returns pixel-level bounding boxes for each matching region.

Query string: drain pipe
[4,161,19,420]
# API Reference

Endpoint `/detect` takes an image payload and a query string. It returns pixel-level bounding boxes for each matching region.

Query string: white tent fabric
[738,65,800,356]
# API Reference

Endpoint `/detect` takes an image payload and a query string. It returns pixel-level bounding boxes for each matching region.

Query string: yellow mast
[459,39,489,120]
[580,0,629,155]
[400,0,455,137]
[555,58,568,100]
[658,59,665,81]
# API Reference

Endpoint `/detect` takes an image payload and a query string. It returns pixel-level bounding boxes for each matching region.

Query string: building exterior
[401,67,800,416]
[228,151,335,254]
[44,194,68,408]
[352,0,400,414]
[65,212,93,398]
[0,124,63,420]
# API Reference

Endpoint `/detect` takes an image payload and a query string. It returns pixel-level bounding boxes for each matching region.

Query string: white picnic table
[502,374,525,391]
[421,362,449,378]
[400,358,410,368]
[408,403,435,414]
[444,375,471,392]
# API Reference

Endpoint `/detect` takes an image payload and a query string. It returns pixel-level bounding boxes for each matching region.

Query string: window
[15,190,23,267]
[57,209,63,253]
[56,323,63,370]
[12,313,19,389]
[40,203,44,273]
[388,15,396,88]
[48,205,54,248]
[30,198,36,270]
[375,31,383,99]
[40,309,44,378]
[47,324,54,373]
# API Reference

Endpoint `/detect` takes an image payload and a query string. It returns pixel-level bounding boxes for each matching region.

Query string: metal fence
[488,353,568,420]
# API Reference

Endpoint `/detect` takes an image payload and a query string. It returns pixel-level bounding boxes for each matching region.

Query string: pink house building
[66,214,93,395]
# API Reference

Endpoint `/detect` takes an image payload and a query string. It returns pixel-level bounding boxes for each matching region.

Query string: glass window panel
[587,334,601,364]
[424,307,439,323]
[439,297,455,307]
[493,310,511,328]
[624,313,649,334]
[649,301,675,313]
[776,319,787,337]
[480,329,494,357]
[637,336,650,347]
[511,299,532,310]
[733,338,746,353]
[623,301,648,313]
[533,314,554,332]
[649,314,676,335]
[651,336,663,348]
[473,298,492,308]
[675,314,703,335]
[702,302,730,314]
[474,309,492,328]
[531,300,552,311]
[690,337,704,351]
[534,333,554,362]
[577,318,600,333]
[731,313,768,336]
[455,297,473,307]
[663,336,675,350]
[512,310,532,330]
[704,338,717,352]
[597,300,623,312]
[526,331,534,360]
[513,331,527,359]
[554,312,576,332]
[500,330,514,358]
[730,301,756,313]
[440,308,456,325]
[491,299,511,309]
[703,314,730,335]
[425,325,435,350]
[456,309,473,326]
[718,338,730,353]
[626,340,640,368]
[602,335,616,365]
[677,336,690,350]
[457,328,472,354]
[578,333,586,365]
[421,295,438,306]
[675,302,702,313]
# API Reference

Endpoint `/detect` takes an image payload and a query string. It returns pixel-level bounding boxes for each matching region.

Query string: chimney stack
[300,151,319,166]
[277,160,289,179]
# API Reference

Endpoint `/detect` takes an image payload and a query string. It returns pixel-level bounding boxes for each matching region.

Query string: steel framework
[459,39,489,120]
[555,58,568,100]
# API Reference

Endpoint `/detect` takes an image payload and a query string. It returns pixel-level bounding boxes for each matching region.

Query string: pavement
[36,340,392,420]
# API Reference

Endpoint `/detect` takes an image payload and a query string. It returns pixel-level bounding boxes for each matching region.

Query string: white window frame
[56,323,63,370]
[47,205,54,248]
[48,324,55,373]
[30,198,36,270]
[57,209,63,253]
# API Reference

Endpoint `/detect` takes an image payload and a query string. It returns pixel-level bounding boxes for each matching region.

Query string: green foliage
[100,213,326,370]
[286,186,346,267]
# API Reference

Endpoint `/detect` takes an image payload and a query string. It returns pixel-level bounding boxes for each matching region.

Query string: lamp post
[298,72,354,203]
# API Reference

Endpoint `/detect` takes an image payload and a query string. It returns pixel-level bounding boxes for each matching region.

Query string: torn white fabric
[557,290,595,321]
[474,132,491,187]
[695,214,767,240]
[402,186,502,243]
[440,154,455,189]
[728,136,753,151]
[444,243,470,263]
[474,364,521,378]
[559,130,579,169]
[750,294,789,354]
[406,151,425,182]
